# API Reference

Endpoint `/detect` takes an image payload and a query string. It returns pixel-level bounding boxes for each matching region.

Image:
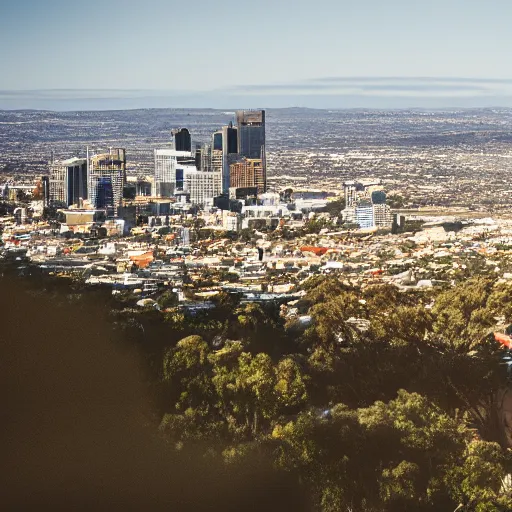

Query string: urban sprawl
[2,109,512,312]
[7,108,512,510]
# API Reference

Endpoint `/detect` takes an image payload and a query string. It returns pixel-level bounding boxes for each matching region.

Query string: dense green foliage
[152,276,512,511]
[9,260,512,510]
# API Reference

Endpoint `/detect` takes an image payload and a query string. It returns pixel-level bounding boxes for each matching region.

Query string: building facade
[172,128,191,152]
[236,110,265,192]
[49,157,88,206]
[230,158,265,194]
[236,110,265,159]
[183,167,222,206]
[373,203,392,227]
[154,149,192,197]
[88,148,126,216]
[355,200,374,229]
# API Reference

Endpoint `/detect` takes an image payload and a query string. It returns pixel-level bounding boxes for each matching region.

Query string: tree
[274,357,308,410]
[370,304,432,348]
[209,345,277,438]
[271,404,370,512]
[270,390,510,511]
[432,277,495,348]
[158,290,179,309]
[296,275,353,312]
[444,440,512,511]
[163,335,213,411]
[320,198,346,217]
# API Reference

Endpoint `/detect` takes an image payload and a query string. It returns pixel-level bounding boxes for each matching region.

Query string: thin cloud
[232,83,491,95]
[2,77,512,110]
[307,76,512,85]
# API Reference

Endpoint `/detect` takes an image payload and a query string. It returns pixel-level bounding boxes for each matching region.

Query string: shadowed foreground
[0,272,305,510]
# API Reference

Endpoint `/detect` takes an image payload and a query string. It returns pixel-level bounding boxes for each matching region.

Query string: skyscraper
[172,128,192,152]
[221,124,238,194]
[229,158,265,194]
[49,157,88,206]
[200,143,212,173]
[95,177,114,210]
[154,149,192,197]
[88,148,126,216]
[41,175,50,206]
[183,167,222,206]
[236,110,265,192]
[236,110,265,159]
[211,147,223,175]
[212,131,223,151]
[212,131,223,176]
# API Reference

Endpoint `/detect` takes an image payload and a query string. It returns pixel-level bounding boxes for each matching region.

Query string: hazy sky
[2,0,512,108]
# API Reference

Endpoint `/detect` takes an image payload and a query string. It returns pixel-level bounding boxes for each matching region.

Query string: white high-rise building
[182,166,222,206]
[342,179,392,230]
[154,149,191,197]
[355,200,374,229]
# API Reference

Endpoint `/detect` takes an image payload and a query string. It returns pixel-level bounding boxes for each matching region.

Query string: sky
[1,0,512,109]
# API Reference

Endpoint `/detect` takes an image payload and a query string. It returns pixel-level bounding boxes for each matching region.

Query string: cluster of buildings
[153,111,266,207]
[342,179,393,230]
[47,149,126,215]
[4,195,512,317]
[46,110,266,211]
[39,110,271,234]
[6,109,398,239]
[5,108,512,321]
[0,109,437,314]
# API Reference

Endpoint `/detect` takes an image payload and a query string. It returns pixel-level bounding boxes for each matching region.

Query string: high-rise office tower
[236,110,265,191]
[49,157,88,206]
[221,124,239,194]
[41,175,50,206]
[194,144,202,171]
[155,149,177,198]
[212,131,223,175]
[236,110,265,158]
[95,177,114,209]
[201,143,212,173]
[212,148,223,174]
[355,199,374,229]
[371,189,392,227]
[229,158,265,194]
[154,149,192,197]
[88,148,126,216]
[212,131,223,151]
[172,128,192,152]
[343,181,360,208]
[49,162,66,205]
[183,167,222,205]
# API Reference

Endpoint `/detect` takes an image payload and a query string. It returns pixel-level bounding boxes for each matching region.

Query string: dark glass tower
[236,110,265,159]
[235,110,266,192]
[66,161,88,206]
[96,176,114,217]
[221,124,239,194]
[173,128,192,152]
[213,131,223,151]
